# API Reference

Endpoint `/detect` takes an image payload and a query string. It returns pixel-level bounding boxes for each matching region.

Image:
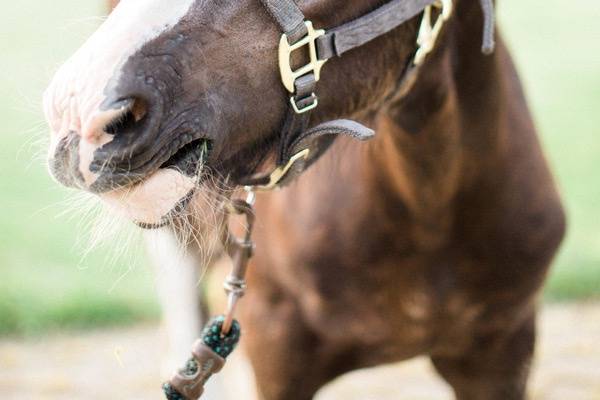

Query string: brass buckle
[290,93,318,114]
[248,149,311,191]
[279,21,327,113]
[414,0,453,66]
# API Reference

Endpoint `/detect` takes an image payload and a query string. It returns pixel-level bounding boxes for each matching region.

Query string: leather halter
[241,0,495,191]
[243,0,452,191]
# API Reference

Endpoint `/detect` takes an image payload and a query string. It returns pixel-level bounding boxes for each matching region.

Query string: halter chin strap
[243,0,495,191]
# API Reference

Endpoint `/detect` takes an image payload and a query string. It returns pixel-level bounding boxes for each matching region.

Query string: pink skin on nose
[44,0,199,225]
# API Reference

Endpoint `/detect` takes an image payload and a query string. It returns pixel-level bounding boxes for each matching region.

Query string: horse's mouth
[98,136,213,230]
[49,94,217,230]
[160,138,212,179]
[141,139,212,230]
[134,138,212,230]
[133,188,197,230]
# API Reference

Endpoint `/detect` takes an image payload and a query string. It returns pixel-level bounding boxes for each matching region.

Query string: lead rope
[163,192,256,400]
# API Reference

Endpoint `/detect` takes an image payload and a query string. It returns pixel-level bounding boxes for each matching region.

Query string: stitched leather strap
[278,120,375,186]
[259,0,307,43]
[251,0,437,189]
[260,0,438,60]
[241,120,374,188]
[253,0,439,190]
[316,0,437,60]
[252,0,496,189]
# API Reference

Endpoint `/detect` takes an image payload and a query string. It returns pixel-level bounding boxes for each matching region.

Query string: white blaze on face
[44,0,199,225]
[45,0,197,144]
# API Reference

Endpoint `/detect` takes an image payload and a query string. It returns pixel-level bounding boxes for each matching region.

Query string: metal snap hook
[414,0,453,66]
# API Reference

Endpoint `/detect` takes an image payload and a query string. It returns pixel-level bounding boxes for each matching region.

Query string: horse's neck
[301,0,501,221]
[363,47,461,216]
[357,3,501,219]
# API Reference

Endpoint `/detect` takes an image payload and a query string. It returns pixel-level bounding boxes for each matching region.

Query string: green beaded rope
[163,316,241,400]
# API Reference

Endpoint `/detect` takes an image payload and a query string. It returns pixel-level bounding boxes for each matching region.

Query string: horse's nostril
[104,97,148,135]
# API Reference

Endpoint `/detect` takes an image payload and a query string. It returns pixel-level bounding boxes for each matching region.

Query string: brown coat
[104,1,565,398]
[243,3,565,400]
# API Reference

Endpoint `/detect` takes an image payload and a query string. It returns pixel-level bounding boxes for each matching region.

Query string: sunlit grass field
[0,0,598,335]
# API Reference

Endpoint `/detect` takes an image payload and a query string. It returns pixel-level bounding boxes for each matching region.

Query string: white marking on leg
[145,228,233,399]
[145,228,203,372]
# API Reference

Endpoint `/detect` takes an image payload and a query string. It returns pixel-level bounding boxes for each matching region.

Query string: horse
[43,0,566,399]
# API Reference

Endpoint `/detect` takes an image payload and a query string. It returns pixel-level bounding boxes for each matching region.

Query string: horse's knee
[242,289,356,400]
[431,314,535,400]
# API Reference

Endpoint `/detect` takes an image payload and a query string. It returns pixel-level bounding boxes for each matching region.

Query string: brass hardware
[290,93,319,114]
[279,21,327,93]
[251,149,311,191]
[414,0,453,66]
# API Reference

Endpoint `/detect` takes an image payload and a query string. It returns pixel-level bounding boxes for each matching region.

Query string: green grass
[0,1,598,336]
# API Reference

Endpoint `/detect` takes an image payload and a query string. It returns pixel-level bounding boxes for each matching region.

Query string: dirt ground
[1,303,599,400]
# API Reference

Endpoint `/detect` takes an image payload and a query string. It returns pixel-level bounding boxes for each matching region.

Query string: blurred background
[0,0,598,399]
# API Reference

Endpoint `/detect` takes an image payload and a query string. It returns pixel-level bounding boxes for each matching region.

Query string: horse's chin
[100,168,197,229]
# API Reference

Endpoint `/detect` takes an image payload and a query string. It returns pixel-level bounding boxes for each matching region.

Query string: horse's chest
[290,249,446,351]
[250,186,468,355]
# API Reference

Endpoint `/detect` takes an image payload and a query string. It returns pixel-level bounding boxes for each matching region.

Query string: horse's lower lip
[102,135,212,230]
[134,187,198,230]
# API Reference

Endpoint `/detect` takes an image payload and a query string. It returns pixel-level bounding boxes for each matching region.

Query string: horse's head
[43,0,423,227]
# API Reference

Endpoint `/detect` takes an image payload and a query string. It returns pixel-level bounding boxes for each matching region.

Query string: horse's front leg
[145,229,206,373]
[242,284,358,400]
[430,312,536,400]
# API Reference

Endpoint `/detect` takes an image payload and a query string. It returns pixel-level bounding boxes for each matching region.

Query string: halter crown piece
[164,1,495,398]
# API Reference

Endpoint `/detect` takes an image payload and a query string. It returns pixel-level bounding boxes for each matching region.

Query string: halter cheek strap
[242,0,495,191]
